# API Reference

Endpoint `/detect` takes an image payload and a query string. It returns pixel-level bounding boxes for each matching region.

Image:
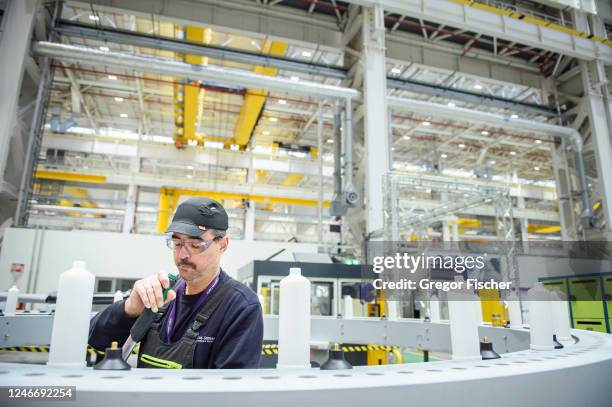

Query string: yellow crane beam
[155,186,331,232]
[34,170,106,184]
[456,218,481,229]
[255,170,270,183]
[281,173,305,187]
[232,41,288,147]
[527,224,561,234]
[174,26,211,147]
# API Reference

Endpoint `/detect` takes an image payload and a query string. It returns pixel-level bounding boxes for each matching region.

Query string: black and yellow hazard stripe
[261,344,278,355]
[3,343,399,356]
[0,345,50,353]
[259,343,399,356]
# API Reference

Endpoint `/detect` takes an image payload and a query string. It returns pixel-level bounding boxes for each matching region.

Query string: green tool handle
[163,273,178,301]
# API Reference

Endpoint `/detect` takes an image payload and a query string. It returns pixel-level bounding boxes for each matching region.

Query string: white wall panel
[0,228,317,294]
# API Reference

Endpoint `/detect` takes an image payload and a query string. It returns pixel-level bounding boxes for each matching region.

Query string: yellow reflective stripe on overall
[140,354,183,369]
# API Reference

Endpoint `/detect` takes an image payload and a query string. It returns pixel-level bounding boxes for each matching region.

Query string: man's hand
[124,271,176,317]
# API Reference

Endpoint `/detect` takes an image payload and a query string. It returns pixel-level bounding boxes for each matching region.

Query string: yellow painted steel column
[232,41,288,147]
[479,289,506,325]
[156,187,176,233]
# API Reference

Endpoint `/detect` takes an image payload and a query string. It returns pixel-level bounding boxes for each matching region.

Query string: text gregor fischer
[372,278,512,291]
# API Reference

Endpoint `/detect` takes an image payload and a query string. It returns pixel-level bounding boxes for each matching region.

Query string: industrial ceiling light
[510,151,516,156]
[511,114,519,119]
[422,121,431,126]
[326,139,333,144]
[490,160,496,165]
[447,102,456,107]
[108,75,117,80]
[458,143,465,148]
[535,139,542,144]
[390,67,402,75]
[186,174,193,179]
[290,76,300,81]
[474,84,483,90]
[120,113,128,118]
[114,97,123,102]
[481,130,489,135]
[534,166,540,171]
[262,131,270,135]
[269,117,278,122]
[403,136,411,140]
[278,99,287,105]
[440,153,448,158]
[301,51,312,57]
[99,46,110,52]
[88,15,99,21]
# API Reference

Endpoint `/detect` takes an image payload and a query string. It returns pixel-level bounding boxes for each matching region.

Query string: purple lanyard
[164,272,220,339]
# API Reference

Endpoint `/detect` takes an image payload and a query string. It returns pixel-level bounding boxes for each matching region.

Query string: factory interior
[1,0,612,405]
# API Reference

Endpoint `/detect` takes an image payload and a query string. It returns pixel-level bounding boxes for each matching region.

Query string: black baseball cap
[166,197,228,237]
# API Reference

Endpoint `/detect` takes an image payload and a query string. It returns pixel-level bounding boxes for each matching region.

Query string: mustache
[177,258,196,268]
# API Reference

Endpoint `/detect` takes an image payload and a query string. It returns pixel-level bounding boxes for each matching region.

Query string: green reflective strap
[140,353,183,369]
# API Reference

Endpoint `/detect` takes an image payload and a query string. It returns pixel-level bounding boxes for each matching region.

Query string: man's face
[171,230,228,283]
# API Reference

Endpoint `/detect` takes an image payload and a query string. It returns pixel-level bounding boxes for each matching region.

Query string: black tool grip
[129,309,156,343]
[128,274,177,343]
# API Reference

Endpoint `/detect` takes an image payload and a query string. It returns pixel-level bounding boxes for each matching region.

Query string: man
[89,197,263,369]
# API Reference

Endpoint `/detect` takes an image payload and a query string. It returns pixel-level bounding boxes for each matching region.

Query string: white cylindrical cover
[386,301,398,320]
[277,267,311,369]
[343,295,354,318]
[47,261,95,368]
[528,283,554,351]
[506,290,523,328]
[471,292,483,325]
[550,288,572,341]
[448,291,481,361]
[113,290,124,303]
[429,294,441,322]
[4,285,19,316]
